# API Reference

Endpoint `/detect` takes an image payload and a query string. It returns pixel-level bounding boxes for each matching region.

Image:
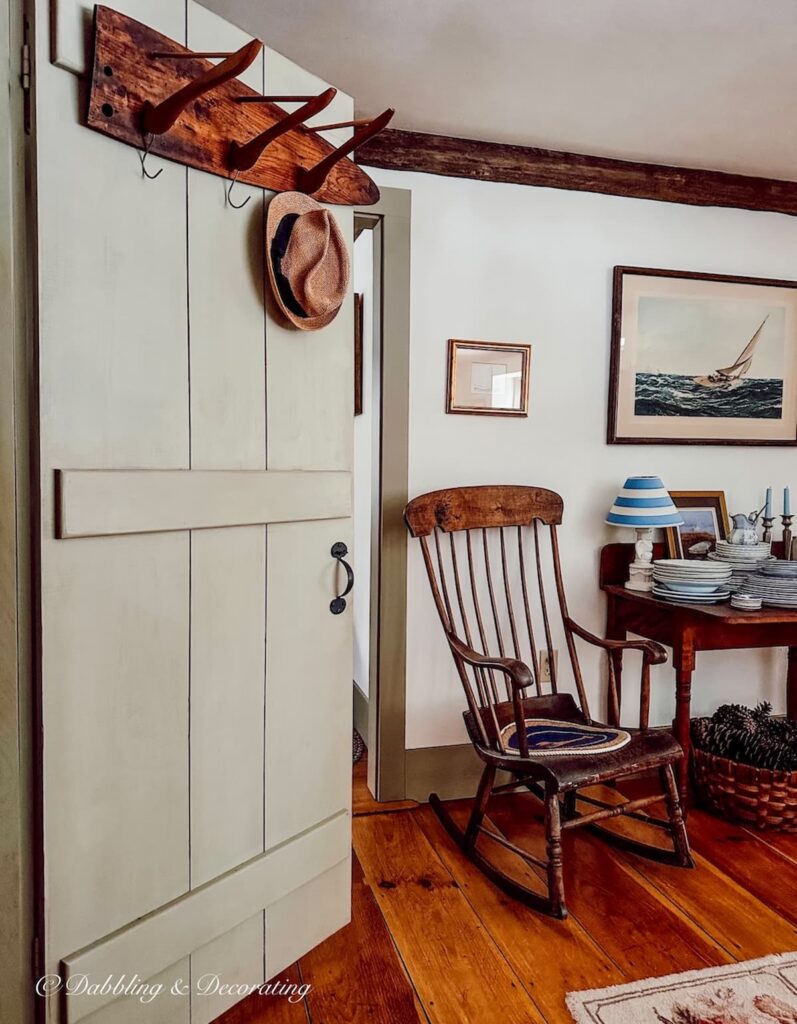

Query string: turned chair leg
[464,764,496,852]
[544,785,567,919]
[660,764,693,868]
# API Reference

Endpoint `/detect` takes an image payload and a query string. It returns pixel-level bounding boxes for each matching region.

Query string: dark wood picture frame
[354,292,364,416]
[608,265,797,447]
[665,490,731,559]
[446,339,531,417]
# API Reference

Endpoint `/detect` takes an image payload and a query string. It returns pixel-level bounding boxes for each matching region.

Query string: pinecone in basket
[696,702,797,773]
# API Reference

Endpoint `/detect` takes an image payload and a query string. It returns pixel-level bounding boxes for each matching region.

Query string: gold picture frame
[665,490,731,559]
[446,339,531,417]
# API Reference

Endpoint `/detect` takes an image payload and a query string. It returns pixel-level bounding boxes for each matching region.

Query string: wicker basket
[691,724,797,831]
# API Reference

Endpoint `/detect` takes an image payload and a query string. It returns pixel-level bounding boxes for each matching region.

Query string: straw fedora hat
[266,192,350,331]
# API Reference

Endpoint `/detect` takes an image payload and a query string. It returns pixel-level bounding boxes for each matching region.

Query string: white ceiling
[203,0,797,181]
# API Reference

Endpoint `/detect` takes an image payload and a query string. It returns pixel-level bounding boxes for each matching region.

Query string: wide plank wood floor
[213,754,797,1024]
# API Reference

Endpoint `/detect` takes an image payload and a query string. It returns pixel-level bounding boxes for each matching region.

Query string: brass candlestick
[783,514,794,560]
[762,514,775,544]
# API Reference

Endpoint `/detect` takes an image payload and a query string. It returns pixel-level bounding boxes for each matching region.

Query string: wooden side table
[600,542,797,808]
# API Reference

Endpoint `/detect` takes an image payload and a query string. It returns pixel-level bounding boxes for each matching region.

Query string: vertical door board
[187,0,267,895]
[264,519,352,849]
[262,50,354,975]
[264,859,351,982]
[191,914,265,1024]
[37,0,191,982]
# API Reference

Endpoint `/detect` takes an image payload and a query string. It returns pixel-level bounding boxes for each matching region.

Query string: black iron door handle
[330,542,354,615]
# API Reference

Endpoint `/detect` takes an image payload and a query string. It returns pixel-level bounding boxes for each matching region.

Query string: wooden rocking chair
[404,485,693,919]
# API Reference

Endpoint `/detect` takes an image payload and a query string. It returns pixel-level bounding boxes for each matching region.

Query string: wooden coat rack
[86,6,392,206]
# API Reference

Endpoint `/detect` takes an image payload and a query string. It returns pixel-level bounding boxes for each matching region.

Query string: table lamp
[606,476,683,592]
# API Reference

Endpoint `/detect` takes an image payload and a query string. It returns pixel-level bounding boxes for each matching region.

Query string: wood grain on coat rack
[86,5,383,206]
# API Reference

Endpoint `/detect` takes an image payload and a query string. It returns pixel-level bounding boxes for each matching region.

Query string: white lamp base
[625,528,654,592]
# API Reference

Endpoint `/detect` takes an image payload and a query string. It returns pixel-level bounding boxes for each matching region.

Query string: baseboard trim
[353,683,368,742]
[405,744,513,802]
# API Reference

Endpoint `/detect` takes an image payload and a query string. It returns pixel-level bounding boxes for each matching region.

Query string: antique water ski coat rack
[86,5,391,205]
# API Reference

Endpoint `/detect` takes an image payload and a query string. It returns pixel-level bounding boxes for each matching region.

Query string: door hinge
[32,934,43,982]
[21,43,31,91]
[21,21,32,134]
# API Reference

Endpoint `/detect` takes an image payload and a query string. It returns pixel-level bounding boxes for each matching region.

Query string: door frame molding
[1,0,35,1021]
[354,186,411,801]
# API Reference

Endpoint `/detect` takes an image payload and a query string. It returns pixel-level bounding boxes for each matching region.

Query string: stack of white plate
[707,542,774,592]
[743,561,797,608]
[714,540,771,559]
[651,560,732,604]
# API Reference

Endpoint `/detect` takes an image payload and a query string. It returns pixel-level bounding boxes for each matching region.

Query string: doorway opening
[351,187,411,801]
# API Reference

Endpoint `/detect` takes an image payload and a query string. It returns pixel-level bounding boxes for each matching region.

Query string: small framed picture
[665,491,731,559]
[608,266,797,446]
[446,340,531,417]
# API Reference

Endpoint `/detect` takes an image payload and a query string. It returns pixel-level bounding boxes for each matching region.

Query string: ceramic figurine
[728,511,760,546]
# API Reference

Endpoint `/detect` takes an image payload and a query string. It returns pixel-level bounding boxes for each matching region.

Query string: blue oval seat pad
[499,718,631,756]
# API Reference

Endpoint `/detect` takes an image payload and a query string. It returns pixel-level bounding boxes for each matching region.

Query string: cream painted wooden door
[35,3,354,1021]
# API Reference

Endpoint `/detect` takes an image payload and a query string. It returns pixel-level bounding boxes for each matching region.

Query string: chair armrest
[446,633,534,691]
[565,618,668,665]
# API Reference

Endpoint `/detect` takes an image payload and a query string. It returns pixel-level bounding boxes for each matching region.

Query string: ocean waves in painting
[634,373,783,419]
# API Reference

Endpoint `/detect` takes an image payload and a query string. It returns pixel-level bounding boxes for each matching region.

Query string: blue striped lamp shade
[606,476,683,528]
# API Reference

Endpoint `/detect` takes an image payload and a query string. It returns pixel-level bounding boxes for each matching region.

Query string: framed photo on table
[665,490,731,559]
[608,266,797,446]
[446,340,531,417]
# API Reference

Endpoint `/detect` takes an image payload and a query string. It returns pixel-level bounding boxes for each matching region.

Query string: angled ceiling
[202,0,797,181]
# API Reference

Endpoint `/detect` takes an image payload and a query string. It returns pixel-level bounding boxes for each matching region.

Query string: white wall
[353,229,375,698]
[370,166,797,750]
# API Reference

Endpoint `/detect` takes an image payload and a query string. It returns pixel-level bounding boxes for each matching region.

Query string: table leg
[606,598,625,728]
[789,647,797,721]
[673,641,695,813]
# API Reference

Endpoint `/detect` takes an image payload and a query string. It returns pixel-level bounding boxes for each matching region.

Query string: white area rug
[567,952,797,1024]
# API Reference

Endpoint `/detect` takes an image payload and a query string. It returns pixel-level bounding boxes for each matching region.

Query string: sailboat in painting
[693,316,769,390]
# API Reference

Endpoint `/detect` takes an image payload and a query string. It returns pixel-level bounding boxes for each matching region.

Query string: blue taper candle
[785,487,792,517]
[765,487,772,519]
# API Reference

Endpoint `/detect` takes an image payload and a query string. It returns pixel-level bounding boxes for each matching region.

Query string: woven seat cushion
[500,718,631,756]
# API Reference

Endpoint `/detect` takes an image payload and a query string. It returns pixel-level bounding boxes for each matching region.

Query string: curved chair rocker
[404,485,693,919]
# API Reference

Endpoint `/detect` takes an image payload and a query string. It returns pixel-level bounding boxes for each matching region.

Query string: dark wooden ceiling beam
[356,129,797,217]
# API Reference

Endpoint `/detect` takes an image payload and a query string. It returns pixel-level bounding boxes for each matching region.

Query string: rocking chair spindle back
[404,485,693,919]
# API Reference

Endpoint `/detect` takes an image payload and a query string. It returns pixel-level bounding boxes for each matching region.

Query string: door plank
[264,518,353,849]
[37,0,191,988]
[192,914,266,1024]
[186,0,267,901]
[415,802,620,1022]
[56,469,351,538]
[353,811,547,1024]
[580,784,797,960]
[265,859,351,985]
[79,957,192,1024]
[299,855,422,1024]
[487,793,729,980]
[191,527,266,885]
[43,533,191,965]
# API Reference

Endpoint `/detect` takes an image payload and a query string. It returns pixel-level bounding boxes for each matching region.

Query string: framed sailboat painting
[608,266,797,445]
